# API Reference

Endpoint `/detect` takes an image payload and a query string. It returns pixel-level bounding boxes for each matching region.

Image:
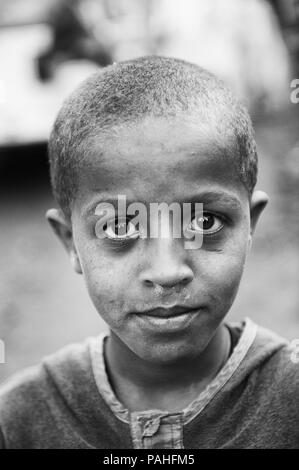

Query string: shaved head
[48,56,258,218]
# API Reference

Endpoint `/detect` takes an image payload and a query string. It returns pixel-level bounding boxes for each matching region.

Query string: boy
[0,56,298,449]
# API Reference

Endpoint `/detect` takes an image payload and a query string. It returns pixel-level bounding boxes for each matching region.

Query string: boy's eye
[187,212,224,235]
[104,217,139,240]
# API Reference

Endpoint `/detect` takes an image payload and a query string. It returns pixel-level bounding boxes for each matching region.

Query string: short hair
[48,56,258,218]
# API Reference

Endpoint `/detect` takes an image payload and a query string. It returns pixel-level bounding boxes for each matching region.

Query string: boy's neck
[103,325,231,413]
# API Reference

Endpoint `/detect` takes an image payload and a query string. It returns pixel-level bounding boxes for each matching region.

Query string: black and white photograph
[0,0,299,453]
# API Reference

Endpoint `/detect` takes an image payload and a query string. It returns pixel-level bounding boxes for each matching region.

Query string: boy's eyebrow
[83,193,136,216]
[186,191,243,209]
[84,190,242,216]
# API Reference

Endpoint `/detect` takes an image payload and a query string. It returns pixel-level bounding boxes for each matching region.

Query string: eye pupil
[115,220,127,236]
[196,214,214,231]
[202,214,214,230]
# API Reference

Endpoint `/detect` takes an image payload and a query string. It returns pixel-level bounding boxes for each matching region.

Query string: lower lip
[136,310,200,332]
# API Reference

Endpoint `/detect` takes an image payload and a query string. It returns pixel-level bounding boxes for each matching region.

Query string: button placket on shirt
[141,416,161,437]
[130,412,184,449]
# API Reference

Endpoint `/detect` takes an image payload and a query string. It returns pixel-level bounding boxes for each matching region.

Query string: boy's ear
[249,190,269,237]
[46,208,82,274]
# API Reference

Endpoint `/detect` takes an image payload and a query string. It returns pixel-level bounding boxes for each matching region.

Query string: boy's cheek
[79,256,134,323]
[204,250,247,308]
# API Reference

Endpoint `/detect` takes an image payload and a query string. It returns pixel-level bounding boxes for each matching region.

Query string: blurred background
[0,0,299,383]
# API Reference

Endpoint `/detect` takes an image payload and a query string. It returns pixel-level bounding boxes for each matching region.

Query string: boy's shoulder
[0,337,92,405]
[0,337,100,448]
[236,322,299,443]
[232,320,299,402]
[251,322,299,375]
[256,326,299,390]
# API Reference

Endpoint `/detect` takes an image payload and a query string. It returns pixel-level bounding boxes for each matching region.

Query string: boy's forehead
[77,115,245,205]
[85,115,237,170]
[90,115,235,160]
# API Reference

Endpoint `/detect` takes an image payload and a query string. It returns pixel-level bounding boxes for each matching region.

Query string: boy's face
[48,114,267,364]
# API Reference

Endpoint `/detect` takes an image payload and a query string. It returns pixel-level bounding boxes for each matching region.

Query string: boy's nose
[139,239,194,289]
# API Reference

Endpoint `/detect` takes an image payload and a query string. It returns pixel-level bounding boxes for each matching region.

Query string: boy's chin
[130,337,210,366]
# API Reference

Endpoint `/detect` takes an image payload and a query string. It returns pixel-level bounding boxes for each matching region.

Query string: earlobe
[250,190,269,236]
[46,208,83,274]
[70,251,83,274]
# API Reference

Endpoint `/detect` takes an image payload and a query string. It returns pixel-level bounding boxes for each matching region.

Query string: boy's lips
[136,305,202,318]
[133,305,203,332]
